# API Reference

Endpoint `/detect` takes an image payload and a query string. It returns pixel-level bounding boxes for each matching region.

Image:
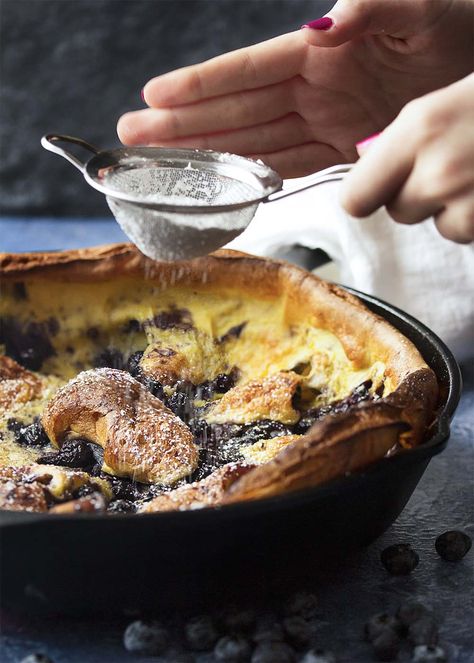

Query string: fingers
[143,31,305,108]
[301,0,449,47]
[247,142,343,179]
[341,121,414,218]
[118,80,296,146]
[144,114,313,157]
[434,197,474,244]
[342,77,474,244]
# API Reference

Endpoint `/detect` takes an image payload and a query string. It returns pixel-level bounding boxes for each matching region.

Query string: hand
[342,74,474,244]
[117,0,473,178]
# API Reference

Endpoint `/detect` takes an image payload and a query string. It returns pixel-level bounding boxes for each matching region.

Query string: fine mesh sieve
[41,134,352,261]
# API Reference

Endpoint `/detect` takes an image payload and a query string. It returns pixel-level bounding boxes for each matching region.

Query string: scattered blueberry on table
[282,615,312,649]
[372,627,401,662]
[122,619,168,655]
[184,614,219,651]
[396,601,433,629]
[283,591,319,620]
[214,634,252,661]
[408,615,439,647]
[435,530,472,562]
[412,644,448,663]
[223,607,257,634]
[300,650,337,663]
[365,613,403,643]
[380,543,420,575]
[251,640,296,662]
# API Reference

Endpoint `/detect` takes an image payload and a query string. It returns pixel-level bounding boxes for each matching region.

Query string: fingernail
[140,88,145,103]
[302,16,334,31]
[355,132,381,154]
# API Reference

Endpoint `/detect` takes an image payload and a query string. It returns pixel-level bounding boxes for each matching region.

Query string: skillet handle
[41,134,100,173]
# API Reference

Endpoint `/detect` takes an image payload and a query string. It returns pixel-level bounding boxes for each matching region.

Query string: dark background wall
[0,0,332,217]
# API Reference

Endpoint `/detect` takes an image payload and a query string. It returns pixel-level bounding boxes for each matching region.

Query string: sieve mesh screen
[102,164,260,206]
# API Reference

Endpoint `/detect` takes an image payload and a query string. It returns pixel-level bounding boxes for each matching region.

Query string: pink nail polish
[356,132,381,149]
[302,16,334,31]
[140,88,145,103]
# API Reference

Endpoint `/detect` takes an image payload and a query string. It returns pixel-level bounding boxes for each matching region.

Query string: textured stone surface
[0,0,325,217]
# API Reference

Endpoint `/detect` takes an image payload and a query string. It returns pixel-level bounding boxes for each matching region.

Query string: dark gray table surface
[0,219,473,663]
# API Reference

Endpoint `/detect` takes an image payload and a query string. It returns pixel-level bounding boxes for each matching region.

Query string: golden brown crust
[0,355,42,409]
[140,343,195,386]
[42,368,199,485]
[205,372,301,425]
[140,463,253,513]
[240,434,302,465]
[224,401,409,504]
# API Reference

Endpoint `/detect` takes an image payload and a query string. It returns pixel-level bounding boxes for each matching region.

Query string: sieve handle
[265,163,353,203]
[41,134,101,172]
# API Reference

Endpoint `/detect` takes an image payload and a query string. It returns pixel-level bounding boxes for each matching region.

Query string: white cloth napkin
[228,181,474,362]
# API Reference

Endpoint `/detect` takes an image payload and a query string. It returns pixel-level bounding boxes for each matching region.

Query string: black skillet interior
[0,289,462,616]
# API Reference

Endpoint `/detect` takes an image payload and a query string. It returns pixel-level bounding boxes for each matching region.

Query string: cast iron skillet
[0,289,462,616]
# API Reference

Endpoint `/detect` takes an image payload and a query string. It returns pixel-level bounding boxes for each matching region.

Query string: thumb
[301,0,429,47]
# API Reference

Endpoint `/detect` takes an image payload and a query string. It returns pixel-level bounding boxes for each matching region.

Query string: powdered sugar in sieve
[104,162,261,261]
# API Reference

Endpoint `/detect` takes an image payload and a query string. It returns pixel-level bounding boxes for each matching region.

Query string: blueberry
[126,350,144,377]
[122,318,142,333]
[380,544,419,575]
[107,499,136,514]
[407,616,438,646]
[167,388,191,418]
[238,420,292,445]
[74,484,96,498]
[372,628,401,661]
[213,371,237,393]
[93,347,124,370]
[412,645,447,663]
[8,418,50,447]
[37,439,95,469]
[86,326,100,340]
[253,618,285,643]
[214,635,252,661]
[251,641,296,663]
[106,475,142,501]
[396,601,432,629]
[284,591,318,620]
[185,615,219,651]
[144,377,167,402]
[152,308,193,330]
[123,619,168,655]
[435,530,472,561]
[294,382,373,433]
[47,318,60,336]
[197,371,238,399]
[300,650,337,663]
[282,616,311,649]
[20,655,54,663]
[219,322,247,343]
[2,318,55,370]
[12,282,28,300]
[223,608,257,634]
[365,613,402,642]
